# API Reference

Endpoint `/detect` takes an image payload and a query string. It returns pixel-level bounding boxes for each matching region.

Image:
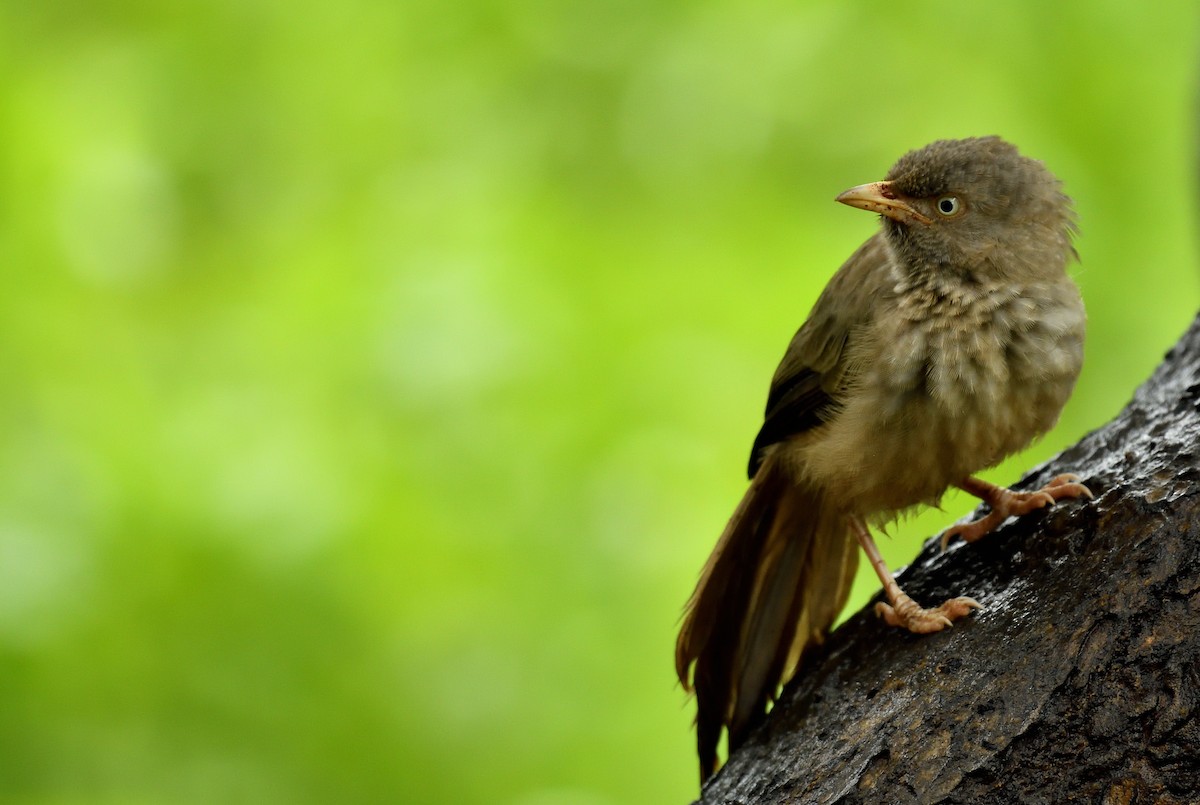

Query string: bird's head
[836,136,1077,283]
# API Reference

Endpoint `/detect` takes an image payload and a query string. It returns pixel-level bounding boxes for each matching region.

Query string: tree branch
[699,313,1200,804]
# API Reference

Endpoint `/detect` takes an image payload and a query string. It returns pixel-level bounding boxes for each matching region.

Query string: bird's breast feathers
[795,275,1084,514]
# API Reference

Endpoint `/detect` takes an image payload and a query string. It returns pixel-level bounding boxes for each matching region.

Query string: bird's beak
[835,181,932,226]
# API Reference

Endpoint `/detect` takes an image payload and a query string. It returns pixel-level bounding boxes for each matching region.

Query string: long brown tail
[675,456,858,783]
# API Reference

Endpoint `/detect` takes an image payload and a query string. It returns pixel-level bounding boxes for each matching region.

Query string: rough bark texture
[698,313,1200,804]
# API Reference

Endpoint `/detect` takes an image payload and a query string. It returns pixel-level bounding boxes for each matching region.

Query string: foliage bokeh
[0,2,1197,803]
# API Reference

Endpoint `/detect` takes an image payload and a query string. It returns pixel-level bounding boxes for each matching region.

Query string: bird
[674,136,1092,784]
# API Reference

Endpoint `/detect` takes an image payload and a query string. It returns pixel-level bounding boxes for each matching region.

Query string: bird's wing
[680,233,895,781]
[748,233,894,478]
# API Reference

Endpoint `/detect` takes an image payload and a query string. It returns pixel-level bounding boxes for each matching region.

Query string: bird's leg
[940,474,1093,550]
[849,515,981,634]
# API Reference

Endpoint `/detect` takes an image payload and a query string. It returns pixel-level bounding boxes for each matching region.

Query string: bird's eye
[935,196,962,217]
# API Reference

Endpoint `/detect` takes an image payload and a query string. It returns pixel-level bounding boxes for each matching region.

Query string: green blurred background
[0,2,1197,803]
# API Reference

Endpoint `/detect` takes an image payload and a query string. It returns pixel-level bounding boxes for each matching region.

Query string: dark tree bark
[698,314,1200,804]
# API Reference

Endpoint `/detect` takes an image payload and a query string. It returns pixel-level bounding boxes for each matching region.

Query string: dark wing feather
[747,233,895,477]
[748,367,837,478]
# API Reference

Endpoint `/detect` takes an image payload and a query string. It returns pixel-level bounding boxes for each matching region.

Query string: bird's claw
[940,473,1093,550]
[874,593,981,634]
[1045,473,1094,498]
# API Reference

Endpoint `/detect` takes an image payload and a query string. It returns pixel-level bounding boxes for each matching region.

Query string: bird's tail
[675,456,858,783]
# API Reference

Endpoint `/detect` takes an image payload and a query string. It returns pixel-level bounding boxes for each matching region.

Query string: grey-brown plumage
[676,137,1091,784]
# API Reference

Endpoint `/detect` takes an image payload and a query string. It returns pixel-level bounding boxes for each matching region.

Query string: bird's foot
[940,473,1093,550]
[874,592,981,633]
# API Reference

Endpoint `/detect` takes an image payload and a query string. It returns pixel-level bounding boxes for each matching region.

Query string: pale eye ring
[936,196,962,217]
